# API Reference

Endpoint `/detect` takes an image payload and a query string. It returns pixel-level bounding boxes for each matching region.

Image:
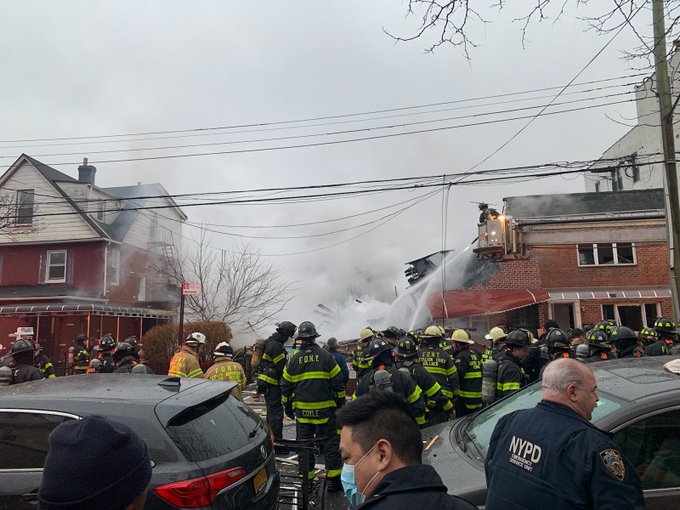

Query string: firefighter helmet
[112,342,134,362]
[478,203,489,210]
[124,335,138,351]
[653,317,676,334]
[545,329,570,349]
[75,334,87,343]
[99,334,117,352]
[639,327,658,341]
[276,321,297,338]
[11,338,35,355]
[594,320,614,335]
[213,342,233,357]
[451,329,475,344]
[505,329,529,347]
[422,325,445,338]
[296,321,320,340]
[359,327,376,342]
[395,338,418,358]
[365,337,392,361]
[383,326,403,339]
[488,326,507,343]
[185,332,207,345]
[608,326,637,343]
[586,329,608,346]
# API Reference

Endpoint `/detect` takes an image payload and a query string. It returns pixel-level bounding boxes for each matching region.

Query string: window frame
[600,303,660,328]
[149,212,158,241]
[576,243,637,267]
[15,189,35,226]
[46,250,67,283]
[0,409,80,472]
[91,200,106,222]
[110,247,120,286]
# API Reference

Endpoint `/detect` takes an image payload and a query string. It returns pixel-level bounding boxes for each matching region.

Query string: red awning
[428,289,550,319]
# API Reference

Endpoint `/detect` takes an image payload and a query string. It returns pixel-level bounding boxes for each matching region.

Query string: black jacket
[113,355,140,373]
[98,352,115,373]
[485,401,644,510]
[257,332,288,386]
[358,464,478,510]
[12,363,43,384]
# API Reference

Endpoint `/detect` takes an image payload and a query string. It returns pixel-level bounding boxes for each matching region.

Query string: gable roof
[104,183,188,221]
[504,188,665,219]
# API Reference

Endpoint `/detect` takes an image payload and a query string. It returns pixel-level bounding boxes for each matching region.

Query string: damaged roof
[504,188,665,219]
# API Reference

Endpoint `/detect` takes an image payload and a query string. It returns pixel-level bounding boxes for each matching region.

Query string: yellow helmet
[359,327,376,341]
[451,329,474,344]
[423,325,445,338]
[488,326,507,343]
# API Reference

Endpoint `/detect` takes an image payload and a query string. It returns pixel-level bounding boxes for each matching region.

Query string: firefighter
[638,326,658,349]
[354,337,426,427]
[417,325,460,410]
[478,202,499,224]
[646,317,677,356]
[281,321,345,492]
[543,329,572,361]
[97,334,116,373]
[395,337,453,426]
[204,342,247,400]
[124,335,140,355]
[495,329,530,400]
[168,332,206,378]
[580,329,613,363]
[256,321,296,443]
[0,365,12,386]
[10,339,43,384]
[609,326,641,359]
[481,326,506,363]
[34,344,56,379]
[73,334,90,375]
[112,342,142,372]
[451,329,483,416]
[352,327,375,378]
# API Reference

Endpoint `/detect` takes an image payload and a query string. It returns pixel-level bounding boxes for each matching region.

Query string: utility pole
[653,0,680,321]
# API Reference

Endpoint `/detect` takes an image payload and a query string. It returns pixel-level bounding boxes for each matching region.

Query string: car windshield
[466,381,629,456]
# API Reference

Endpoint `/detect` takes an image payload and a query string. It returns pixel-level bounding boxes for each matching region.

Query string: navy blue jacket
[485,400,644,510]
[328,349,349,384]
[358,464,478,510]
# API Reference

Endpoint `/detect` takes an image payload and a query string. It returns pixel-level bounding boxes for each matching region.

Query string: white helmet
[186,332,207,345]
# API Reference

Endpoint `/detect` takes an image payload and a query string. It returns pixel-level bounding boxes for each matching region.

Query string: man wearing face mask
[336,389,478,509]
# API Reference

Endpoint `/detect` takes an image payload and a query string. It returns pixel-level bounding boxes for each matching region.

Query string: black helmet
[365,337,393,361]
[586,329,608,346]
[11,339,35,355]
[654,317,676,335]
[113,342,134,362]
[478,203,488,210]
[505,329,529,347]
[545,329,570,350]
[213,342,233,357]
[395,338,418,358]
[99,334,116,352]
[75,334,87,343]
[383,326,403,339]
[594,320,614,335]
[608,326,637,344]
[276,321,297,338]
[296,321,320,340]
[124,336,138,351]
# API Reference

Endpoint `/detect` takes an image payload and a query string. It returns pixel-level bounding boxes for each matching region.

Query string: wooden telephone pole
[653,0,680,321]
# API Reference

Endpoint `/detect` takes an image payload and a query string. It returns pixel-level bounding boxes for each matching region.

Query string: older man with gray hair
[485,358,644,510]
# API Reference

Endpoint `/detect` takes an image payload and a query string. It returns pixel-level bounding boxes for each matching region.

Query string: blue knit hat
[38,415,152,510]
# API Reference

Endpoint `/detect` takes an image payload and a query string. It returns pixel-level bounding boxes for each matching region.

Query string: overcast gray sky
[0,2,652,341]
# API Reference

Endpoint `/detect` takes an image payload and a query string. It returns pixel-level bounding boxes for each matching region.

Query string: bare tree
[0,191,36,239]
[151,230,294,329]
[387,1,679,63]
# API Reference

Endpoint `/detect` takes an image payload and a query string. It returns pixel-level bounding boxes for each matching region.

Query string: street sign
[182,282,202,295]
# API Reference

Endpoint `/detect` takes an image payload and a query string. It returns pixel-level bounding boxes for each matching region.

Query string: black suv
[0,374,279,509]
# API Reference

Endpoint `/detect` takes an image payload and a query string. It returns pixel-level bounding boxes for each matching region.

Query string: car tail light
[154,467,248,508]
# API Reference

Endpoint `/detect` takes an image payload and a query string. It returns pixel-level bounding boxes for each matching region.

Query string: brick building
[0,154,186,364]
[428,188,672,337]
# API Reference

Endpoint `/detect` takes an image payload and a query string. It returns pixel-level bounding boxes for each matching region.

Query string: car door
[611,406,680,510]
[0,409,79,510]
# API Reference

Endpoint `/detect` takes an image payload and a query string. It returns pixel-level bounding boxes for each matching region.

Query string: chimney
[78,157,96,185]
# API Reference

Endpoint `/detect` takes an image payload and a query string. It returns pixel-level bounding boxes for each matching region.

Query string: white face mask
[340,443,381,506]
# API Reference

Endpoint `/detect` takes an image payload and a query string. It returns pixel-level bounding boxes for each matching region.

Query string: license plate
[253,468,268,494]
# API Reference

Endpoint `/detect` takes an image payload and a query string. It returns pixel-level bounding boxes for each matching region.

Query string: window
[601,303,661,328]
[645,303,660,327]
[46,250,67,283]
[595,181,601,192]
[16,190,34,225]
[138,275,146,301]
[0,411,76,470]
[602,304,616,321]
[110,248,120,286]
[577,243,636,266]
[632,165,640,183]
[613,409,680,490]
[149,213,158,241]
[92,200,106,222]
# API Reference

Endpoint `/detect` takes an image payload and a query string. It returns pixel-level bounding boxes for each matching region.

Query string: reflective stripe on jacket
[204,358,247,400]
[168,345,203,378]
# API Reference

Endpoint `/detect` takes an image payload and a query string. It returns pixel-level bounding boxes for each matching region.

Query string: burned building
[428,188,672,335]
